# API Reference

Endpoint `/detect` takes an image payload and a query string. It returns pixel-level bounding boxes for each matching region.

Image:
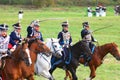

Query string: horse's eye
[54,45,57,48]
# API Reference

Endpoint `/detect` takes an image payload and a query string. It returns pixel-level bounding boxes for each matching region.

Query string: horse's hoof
[84,77,91,80]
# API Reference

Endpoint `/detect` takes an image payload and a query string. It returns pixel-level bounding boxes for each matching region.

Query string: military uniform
[0,24,16,69]
[27,20,40,38]
[58,21,72,64]
[58,30,72,47]
[18,10,23,22]
[10,23,22,44]
[81,22,96,66]
[33,29,44,41]
[81,22,96,50]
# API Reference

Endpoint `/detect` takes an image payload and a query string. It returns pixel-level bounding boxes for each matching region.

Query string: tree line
[0,0,120,7]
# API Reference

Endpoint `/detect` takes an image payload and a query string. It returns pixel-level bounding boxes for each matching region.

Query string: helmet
[61,21,69,27]
[82,22,89,28]
[12,22,21,29]
[30,20,40,27]
[0,24,9,31]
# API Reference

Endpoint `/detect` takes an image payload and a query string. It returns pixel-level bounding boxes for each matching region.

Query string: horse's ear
[51,38,53,41]
[23,38,29,43]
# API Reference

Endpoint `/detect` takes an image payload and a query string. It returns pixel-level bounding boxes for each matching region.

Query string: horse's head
[28,38,51,54]
[46,38,63,58]
[109,43,120,60]
[20,38,32,66]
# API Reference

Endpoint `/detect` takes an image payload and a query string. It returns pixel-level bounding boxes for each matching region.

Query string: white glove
[10,48,15,52]
[94,39,97,42]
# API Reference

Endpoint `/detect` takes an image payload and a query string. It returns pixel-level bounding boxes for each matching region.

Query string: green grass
[0,5,120,80]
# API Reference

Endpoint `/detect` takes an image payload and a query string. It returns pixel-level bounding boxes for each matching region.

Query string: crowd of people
[87,5,107,17]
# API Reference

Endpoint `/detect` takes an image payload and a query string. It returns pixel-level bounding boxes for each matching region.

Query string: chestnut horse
[65,42,120,80]
[21,38,51,80]
[1,39,31,80]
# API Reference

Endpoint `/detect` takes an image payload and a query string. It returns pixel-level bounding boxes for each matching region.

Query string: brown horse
[1,39,31,80]
[65,42,120,80]
[21,38,51,80]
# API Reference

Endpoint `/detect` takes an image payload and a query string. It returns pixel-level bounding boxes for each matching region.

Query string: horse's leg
[85,65,96,80]
[49,66,57,80]
[64,70,72,80]
[69,68,77,80]
[68,71,72,80]
[27,76,34,80]
[64,70,69,80]
[49,66,57,75]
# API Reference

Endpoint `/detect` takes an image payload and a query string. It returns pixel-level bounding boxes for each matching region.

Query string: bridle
[51,41,61,55]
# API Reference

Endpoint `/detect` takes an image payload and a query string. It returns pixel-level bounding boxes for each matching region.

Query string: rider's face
[63,26,68,31]
[85,26,90,30]
[34,26,40,31]
[1,30,7,37]
[15,28,21,34]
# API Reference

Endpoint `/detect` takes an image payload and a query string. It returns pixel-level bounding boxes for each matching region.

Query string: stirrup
[84,62,89,66]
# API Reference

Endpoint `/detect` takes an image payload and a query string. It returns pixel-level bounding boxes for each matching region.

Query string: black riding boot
[84,55,91,66]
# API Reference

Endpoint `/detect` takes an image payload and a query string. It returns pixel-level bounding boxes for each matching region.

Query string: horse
[49,40,92,80]
[20,38,51,80]
[65,42,120,80]
[34,38,63,80]
[1,39,32,80]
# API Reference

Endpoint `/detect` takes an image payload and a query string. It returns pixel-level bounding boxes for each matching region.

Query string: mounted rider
[0,24,16,68]
[33,22,44,41]
[27,20,43,41]
[81,22,97,66]
[10,22,22,45]
[27,20,39,38]
[51,21,72,70]
[57,21,72,64]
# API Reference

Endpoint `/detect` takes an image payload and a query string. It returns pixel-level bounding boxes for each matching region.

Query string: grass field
[0,5,120,80]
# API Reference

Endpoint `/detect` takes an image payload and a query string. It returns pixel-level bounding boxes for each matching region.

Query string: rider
[27,20,39,38]
[81,22,97,66]
[10,22,22,45]
[58,21,72,64]
[33,23,44,41]
[0,24,16,68]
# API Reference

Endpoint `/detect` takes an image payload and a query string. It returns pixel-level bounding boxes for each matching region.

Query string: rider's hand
[94,39,97,42]
[10,48,15,52]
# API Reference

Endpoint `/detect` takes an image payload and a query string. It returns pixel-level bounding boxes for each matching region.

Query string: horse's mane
[98,42,118,48]
[71,40,89,59]
[28,38,37,48]
[12,45,21,55]
[46,38,59,43]
[72,40,88,51]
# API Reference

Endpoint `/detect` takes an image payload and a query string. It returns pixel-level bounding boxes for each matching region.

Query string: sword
[38,18,65,22]
[92,25,113,33]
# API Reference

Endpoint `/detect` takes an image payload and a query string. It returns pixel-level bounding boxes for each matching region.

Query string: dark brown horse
[49,40,92,80]
[65,42,120,80]
[1,39,31,80]
[21,38,51,80]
